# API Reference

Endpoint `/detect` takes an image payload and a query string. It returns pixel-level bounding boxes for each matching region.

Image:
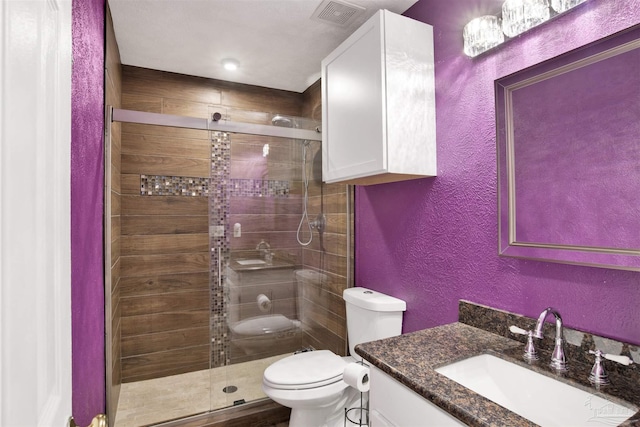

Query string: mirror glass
[496,24,640,271]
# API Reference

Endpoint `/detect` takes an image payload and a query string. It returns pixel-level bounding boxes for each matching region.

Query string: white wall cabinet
[321,9,436,185]
[369,365,466,426]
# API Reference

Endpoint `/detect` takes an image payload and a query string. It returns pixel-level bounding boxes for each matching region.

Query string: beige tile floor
[115,354,289,427]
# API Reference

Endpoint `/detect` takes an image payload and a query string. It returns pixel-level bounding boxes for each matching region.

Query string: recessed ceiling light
[222,58,240,71]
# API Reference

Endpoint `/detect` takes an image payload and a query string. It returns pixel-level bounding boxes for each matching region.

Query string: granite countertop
[356,321,640,426]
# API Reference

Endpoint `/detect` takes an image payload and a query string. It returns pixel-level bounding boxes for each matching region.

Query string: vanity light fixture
[221,58,240,71]
[502,0,550,37]
[463,16,505,57]
[551,0,587,13]
[463,0,587,57]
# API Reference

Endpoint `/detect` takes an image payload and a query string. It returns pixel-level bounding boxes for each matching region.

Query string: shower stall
[106,104,353,426]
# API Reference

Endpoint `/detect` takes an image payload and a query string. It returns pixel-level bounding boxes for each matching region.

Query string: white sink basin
[435,354,637,426]
[236,259,266,265]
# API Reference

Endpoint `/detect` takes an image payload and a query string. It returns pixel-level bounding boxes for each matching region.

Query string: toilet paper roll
[257,294,272,313]
[343,363,370,392]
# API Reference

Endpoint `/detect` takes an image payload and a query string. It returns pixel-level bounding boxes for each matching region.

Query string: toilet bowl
[229,314,301,355]
[262,287,407,427]
[262,350,361,427]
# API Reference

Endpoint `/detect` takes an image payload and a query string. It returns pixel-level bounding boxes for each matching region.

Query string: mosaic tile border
[140,175,209,197]
[140,175,289,198]
[230,178,290,198]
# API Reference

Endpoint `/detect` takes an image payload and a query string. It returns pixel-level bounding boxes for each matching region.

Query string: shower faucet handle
[309,213,326,233]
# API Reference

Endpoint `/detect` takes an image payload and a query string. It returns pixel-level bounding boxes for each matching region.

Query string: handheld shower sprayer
[271,113,324,248]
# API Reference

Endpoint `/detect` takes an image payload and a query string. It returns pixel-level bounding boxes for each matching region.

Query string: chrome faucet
[256,239,273,264]
[256,239,270,252]
[533,307,568,372]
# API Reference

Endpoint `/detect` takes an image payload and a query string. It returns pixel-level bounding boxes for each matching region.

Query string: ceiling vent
[311,0,366,27]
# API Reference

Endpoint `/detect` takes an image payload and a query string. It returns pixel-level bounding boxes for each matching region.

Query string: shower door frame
[106,107,327,425]
[111,108,322,142]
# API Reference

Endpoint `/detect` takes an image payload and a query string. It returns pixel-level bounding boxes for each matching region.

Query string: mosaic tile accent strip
[210,131,231,368]
[140,175,289,198]
[140,175,209,196]
[230,178,290,198]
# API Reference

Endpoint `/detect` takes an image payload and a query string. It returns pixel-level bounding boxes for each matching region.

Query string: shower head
[272,114,294,128]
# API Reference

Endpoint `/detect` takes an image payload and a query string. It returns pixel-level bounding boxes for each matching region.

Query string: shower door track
[111,108,322,141]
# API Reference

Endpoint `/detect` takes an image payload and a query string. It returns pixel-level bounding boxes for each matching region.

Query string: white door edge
[0,0,73,425]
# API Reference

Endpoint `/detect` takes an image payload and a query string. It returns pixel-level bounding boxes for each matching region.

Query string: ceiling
[109,0,419,93]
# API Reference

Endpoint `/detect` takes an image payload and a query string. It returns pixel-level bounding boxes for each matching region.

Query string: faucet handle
[510,325,539,362]
[588,350,610,386]
[589,350,634,366]
[509,325,528,336]
[588,350,633,387]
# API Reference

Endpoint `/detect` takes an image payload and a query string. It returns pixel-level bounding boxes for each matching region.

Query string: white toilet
[262,287,406,427]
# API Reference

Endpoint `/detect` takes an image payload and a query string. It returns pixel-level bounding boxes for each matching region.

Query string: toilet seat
[263,350,348,390]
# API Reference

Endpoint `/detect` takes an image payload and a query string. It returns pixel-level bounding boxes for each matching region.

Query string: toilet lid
[263,350,348,390]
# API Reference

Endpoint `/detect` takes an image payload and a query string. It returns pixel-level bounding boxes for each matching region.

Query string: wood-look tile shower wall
[114,66,351,383]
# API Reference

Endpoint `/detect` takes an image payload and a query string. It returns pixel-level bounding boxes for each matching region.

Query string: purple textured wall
[72,0,105,423]
[355,0,640,345]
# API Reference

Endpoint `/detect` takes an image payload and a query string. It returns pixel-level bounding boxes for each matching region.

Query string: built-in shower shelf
[236,259,267,266]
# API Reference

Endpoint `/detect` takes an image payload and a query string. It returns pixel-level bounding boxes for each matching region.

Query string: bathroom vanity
[356,301,640,426]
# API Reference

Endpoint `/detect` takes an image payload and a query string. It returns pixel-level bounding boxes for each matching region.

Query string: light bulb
[551,0,586,13]
[463,16,505,57]
[502,0,551,38]
[221,58,239,71]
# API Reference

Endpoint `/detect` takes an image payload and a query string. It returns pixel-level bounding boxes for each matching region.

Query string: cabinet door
[322,14,386,183]
[370,366,466,426]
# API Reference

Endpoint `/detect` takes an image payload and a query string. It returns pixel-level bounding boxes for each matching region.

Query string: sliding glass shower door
[208,112,323,408]
[115,120,218,425]
[110,107,351,426]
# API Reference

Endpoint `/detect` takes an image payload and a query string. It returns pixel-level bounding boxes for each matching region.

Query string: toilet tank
[343,287,406,357]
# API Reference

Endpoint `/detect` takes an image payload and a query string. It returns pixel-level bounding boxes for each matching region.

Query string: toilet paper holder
[344,404,368,427]
[344,361,369,427]
[256,291,273,313]
[344,393,368,427]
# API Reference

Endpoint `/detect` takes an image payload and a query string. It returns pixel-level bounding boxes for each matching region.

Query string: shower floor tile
[114,353,289,427]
